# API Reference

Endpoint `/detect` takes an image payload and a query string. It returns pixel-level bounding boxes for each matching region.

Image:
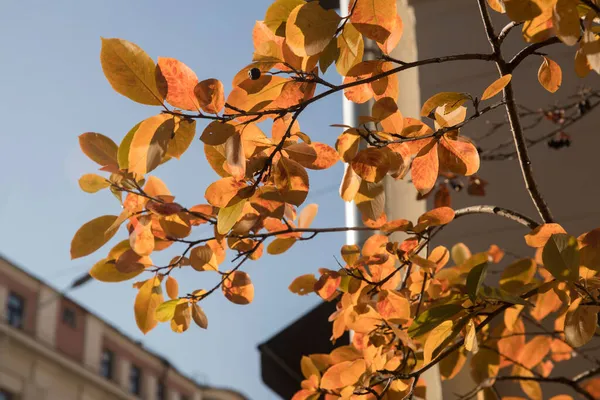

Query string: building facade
[0,256,246,400]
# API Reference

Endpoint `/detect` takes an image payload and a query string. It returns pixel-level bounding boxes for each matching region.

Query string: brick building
[0,255,247,400]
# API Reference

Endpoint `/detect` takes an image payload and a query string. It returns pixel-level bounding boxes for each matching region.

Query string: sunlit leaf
[157,57,199,111]
[167,119,196,160]
[222,271,255,305]
[411,139,439,195]
[336,23,364,76]
[192,303,208,329]
[134,276,164,334]
[195,78,225,114]
[100,38,163,105]
[421,92,469,117]
[349,0,397,44]
[481,74,512,100]
[71,215,119,259]
[538,56,562,93]
[524,223,567,248]
[166,276,179,300]
[286,2,341,57]
[128,114,175,176]
[90,258,144,283]
[79,174,110,193]
[320,359,366,390]
[408,303,463,338]
[79,132,119,168]
[289,274,317,295]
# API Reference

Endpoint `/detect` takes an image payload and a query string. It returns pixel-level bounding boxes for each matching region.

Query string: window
[157,381,166,400]
[0,388,13,400]
[62,307,76,328]
[129,364,142,396]
[6,292,24,329]
[100,349,114,380]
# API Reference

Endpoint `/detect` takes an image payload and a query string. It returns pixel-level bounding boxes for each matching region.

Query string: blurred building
[0,255,246,400]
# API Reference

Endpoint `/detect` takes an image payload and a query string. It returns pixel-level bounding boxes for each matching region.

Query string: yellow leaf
[301,356,321,379]
[90,258,144,283]
[71,215,119,259]
[481,74,512,100]
[100,38,163,106]
[156,299,179,322]
[79,132,118,168]
[336,23,364,76]
[191,303,208,329]
[134,277,164,334]
[320,359,366,390]
[167,119,196,160]
[78,174,110,193]
[222,271,255,305]
[217,199,247,235]
[538,56,562,93]
[128,114,175,176]
[424,320,454,365]
[285,2,341,57]
[421,92,469,117]
[464,320,479,353]
[554,0,580,46]
[195,78,225,114]
[499,258,537,293]
[524,223,567,248]
[289,274,317,295]
[265,0,306,36]
[166,276,179,300]
[268,237,297,255]
[171,301,191,333]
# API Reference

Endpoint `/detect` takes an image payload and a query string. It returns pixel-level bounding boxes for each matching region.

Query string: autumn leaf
[192,303,208,329]
[79,132,119,168]
[100,38,164,106]
[166,276,179,300]
[542,233,579,282]
[538,56,562,93]
[222,271,255,305]
[194,78,225,114]
[351,148,390,183]
[128,114,175,176]
[90,258,145,283]
[265,0,306,36]
[71,215,119,259]
[134,276,164,334]
[564,298,600,347]
[411,139,439,195]
[336,23,364,76]
[320,359,366,390]
[524,223,567,248]
[157,57,199,111]
[349,0,397,44]
[79,174,110,193]
[421,92,469,118]
[289,274,318,295]
[285,2,341,57]
[481,74,512,100]
[377,14,403,55]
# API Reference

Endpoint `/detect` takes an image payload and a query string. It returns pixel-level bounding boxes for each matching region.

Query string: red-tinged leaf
[157,57,199,111]
[336,22,364,76]
[371,61,398,101]
[253,20,285,62]
[79,132,119,168]
[377,14,403,54]
[250,186,285,219]
[351,148,390,183]
[194,78,225,114]
[372,97,403,133]
[285,2,341,57]
[438,135,480,176]
[381,219,412,234]
[525,223,567,248]
[349,0,397,44]
[481,74,512,100]
[320,359,366,390]
[205,177,247,208]
[411,139,439,195]
[306,142,339,170]
[128,114,175,176]
[115,249,150,274]
[222,271,254,305]
[134,277,164,334]
[165,276,179,300]
[487,0,506,13]
[415,207,455,232]
[298,204,318,229]
[342,61,378,102]
[289,274,318,295]
[130,215,155,256]
[434,184,451,208]
[538,56,562,93]
[272,113,301,143]
[71,215,119,259]
[377,290,410,324]
[314,270,341,301]
[518,336,552,369]
[335,129,360,163]
[100,38,163,106]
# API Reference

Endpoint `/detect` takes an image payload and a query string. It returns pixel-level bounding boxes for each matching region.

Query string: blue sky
[0,1,348,398]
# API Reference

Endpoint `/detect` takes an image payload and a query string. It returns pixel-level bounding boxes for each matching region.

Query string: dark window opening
[100,349,114,380]
[62,306,76,328]
[6,292,24,329]
[129,364,142,396]
[157,381,166,400]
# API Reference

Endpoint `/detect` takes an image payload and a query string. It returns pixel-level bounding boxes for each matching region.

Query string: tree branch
[454,205,539,229]
[477,0,555,223]
[509,37,562,70]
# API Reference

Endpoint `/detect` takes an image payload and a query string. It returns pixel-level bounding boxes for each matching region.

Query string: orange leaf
[314,270,341,301]
[191,303,208,329]
[351,148,390,183]
[285,2,341,57]
[267,237,297,255]
[372,97,403,133]
[415,207,455,232]
[165,276,179,300]
[349,0,397,44]
[190,243,220,272]
[298,204,318,229]
[411,139,439,195]
[205,177,247,208]
[428,246,450,271]
[222,271,254,305]
[128,114,175,176]
[130,215,155,256]
[274,157,310,206]
[377,14,403,55]
[201,121,236,146]
[340,164,362,202]
[481,74,512,100]
[538,56,562,93]
[157,57,199,111]
[524,223,567,248]
[320,359,366,390]
[194,78,225,114]
[438,135,480,176]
